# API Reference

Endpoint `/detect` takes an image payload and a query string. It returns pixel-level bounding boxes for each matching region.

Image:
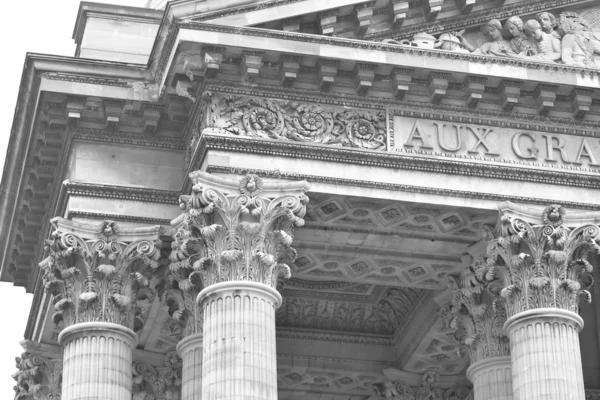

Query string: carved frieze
[39,218,162,330]
[207,94,387,150]
[370,370,472,399]
[13,353,61,400]
[276,287,424,335]
[477,203,600,317]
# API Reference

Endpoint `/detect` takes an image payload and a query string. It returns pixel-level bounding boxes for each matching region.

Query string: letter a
[404,120,433,149]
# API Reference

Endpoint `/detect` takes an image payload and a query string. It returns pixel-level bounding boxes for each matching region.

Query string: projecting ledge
[176,24,600,89]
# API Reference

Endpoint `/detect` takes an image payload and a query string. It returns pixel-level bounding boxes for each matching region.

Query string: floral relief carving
[163,172,309,336]
[476,204,600,317]
[13,352,62,400]
[370,370,472,400]
[132,352,182,400]
[444,262,510,365]
[208,94,387,150]
[39,218,162,331]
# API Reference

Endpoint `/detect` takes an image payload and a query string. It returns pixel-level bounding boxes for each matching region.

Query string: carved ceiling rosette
[208,93,387,150]
[13,352,62,400]
[162,172,309,336]
[476,203,600,318]
[445,263,510,365]
[132,351,182,400]
[39,218,162,331]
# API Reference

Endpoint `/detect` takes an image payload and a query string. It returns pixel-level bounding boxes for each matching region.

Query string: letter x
[467,127,499,156]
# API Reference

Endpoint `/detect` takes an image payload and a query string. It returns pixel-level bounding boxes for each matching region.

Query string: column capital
[163,172,309,337]
[132,351,182,400]
[445,261,510,365]
[39,218,163,331]
[478,202,600,318]
[13,352,62,400]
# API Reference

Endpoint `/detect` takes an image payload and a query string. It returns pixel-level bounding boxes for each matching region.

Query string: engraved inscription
[395,116,600,169]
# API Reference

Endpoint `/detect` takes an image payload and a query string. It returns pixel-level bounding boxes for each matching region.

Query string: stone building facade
[5,0,600,399]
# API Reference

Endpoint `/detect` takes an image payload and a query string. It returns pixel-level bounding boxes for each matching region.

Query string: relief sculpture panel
[206,93,387,150]
[385,11,600,68]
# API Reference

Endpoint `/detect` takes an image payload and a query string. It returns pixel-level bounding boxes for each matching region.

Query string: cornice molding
[177,21,600,78]
[277,327,395,347]
[63,181,180,204]
[71,127,186,150]
[66,211,171,226]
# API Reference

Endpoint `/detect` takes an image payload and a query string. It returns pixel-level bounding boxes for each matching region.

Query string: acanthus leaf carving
[39,218,162,331]
[132,351,182,400]
[444,260,510,365]
[13,352,62,400]
[208,94,387,150]
[162,172,309,337]
[477,204,600,317]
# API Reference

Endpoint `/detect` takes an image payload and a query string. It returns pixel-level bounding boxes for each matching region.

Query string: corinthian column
[167,172,309,400]
[446,261,512,400]
[39,218,162,400]
[480,203,600,400]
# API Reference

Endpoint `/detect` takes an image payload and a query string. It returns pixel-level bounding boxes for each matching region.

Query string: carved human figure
[460,19,515,56]
[504,16,536,55]
[536,12,561,39]
[523,19,562,62]
[435,31,471,53]
[558,12,600,67]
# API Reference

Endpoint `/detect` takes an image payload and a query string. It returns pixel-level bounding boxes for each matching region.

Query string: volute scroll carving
[132,351,182,400]
[39,218,163,331]
[162,172,309,335]
[477,203,600,318]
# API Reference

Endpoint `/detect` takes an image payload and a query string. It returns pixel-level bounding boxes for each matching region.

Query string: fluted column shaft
[199,281,280,400]
[505,308,585,400]
[467,356,513,400]
[59,322,136,400]
[177,333,203,400]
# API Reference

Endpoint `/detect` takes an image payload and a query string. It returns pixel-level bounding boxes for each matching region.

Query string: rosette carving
[477,204,600,317]
[39,218,162,330]
[163,172,309,334]
[445,262,510,364]
[132,352,182,400]
[211,94,387,150]
[13,352,62,400]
